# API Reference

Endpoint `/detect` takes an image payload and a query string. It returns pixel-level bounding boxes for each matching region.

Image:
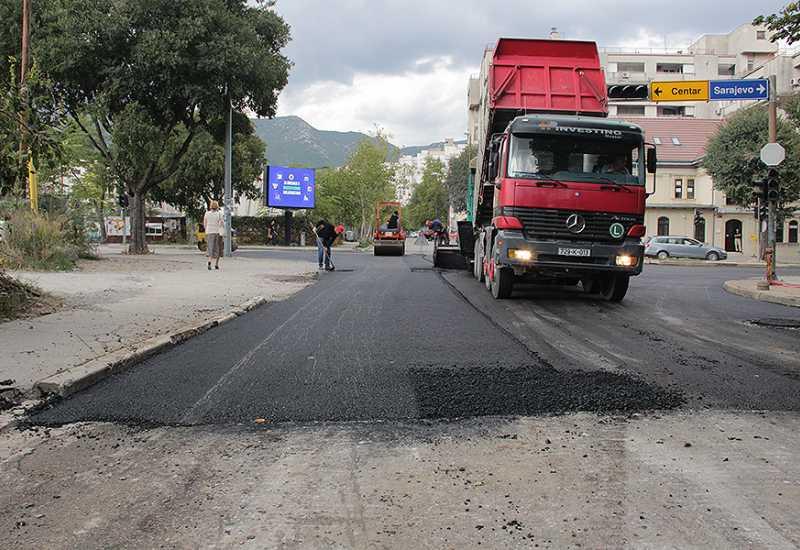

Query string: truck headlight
[509,249,533,261]
[616,255,636,267]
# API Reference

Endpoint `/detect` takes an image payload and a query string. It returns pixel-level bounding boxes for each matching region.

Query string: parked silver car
[644,236,727,261]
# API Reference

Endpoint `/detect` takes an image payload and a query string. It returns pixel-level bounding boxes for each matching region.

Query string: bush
[0,209,96,270]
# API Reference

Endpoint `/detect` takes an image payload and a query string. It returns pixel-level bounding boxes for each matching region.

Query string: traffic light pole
[766,75,778,282]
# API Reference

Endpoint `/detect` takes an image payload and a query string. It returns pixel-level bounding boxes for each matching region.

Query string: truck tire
[473,239,484,282]
[599,275,629,302]
[491,265,514,299]
[398,243,406,256]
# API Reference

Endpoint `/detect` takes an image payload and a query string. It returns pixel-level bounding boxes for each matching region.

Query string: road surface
[3,248,799,549]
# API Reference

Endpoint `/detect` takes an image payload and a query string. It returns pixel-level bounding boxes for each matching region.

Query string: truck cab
[478,115,654,300]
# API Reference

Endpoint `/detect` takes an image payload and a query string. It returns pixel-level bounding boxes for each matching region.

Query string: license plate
[558,247,591,257]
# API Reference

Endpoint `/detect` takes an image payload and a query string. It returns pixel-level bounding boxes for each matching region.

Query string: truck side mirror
[646,147,657,174]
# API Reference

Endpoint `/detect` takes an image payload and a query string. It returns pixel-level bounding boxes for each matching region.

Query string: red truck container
[465,38,657,301]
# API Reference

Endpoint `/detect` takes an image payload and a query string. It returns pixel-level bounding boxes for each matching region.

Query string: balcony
[605,71,648,83]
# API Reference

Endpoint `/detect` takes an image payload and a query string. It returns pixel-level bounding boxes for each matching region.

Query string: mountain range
[250,116,465,168]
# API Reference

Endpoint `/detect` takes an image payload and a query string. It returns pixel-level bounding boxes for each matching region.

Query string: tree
[444,145,476,213]
[754,4,800,43]
[313,135,396,240]
[153,115,267,220]
[34,0,291,253]
[704,105,800,207]
[407,157,448,229]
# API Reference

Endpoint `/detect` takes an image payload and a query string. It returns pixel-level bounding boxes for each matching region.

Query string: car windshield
[508,134,644,185]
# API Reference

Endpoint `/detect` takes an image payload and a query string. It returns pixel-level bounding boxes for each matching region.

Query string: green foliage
[444,145,476,212]
[312,135,397,239]
[154,115,267,219]
[33,0,291,253]
[407,157,448,229]
[754,3,800,43]
[703,105,800,208]
[0,209,95,271]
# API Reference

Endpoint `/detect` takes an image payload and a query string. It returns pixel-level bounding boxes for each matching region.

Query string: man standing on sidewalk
[314,219,337,271]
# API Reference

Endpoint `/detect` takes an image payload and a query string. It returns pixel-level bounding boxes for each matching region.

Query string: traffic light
[766,168,780,202]
[118,192,129,209]
[607,84,649,100]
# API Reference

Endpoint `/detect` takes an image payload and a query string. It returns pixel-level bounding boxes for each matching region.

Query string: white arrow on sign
[760,142,786,166]
[756,83,767,94]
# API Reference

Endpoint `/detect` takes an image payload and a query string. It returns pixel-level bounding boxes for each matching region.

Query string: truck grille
[501,207,642,243]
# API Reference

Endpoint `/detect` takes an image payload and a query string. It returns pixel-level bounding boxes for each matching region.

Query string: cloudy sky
[272,0,785,146]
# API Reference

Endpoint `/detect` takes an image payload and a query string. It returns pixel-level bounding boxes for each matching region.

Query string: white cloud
[278,57,477,146]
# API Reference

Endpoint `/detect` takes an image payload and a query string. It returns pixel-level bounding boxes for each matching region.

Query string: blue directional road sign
[709,79,769,101]
[265,166,315,209]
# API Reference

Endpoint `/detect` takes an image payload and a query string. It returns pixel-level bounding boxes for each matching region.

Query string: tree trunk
[129,191,148,254]
[95,201,107,242]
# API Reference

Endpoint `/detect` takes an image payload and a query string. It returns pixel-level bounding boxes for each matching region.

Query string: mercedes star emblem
[566,213,586,234]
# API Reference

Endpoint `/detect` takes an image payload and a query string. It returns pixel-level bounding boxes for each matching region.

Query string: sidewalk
[0,245,316,400]
[723,276,800,308]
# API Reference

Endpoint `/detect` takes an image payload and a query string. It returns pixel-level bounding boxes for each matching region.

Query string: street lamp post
[224,88,233,257]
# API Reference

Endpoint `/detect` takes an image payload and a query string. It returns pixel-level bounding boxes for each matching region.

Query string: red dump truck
[461,38,657,301]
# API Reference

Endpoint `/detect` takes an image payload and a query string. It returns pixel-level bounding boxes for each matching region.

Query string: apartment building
[396,138,466,204]
[627,118,799,261]
[603,23,779,119]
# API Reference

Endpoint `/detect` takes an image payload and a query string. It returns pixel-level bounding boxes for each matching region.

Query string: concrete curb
[722,281,800,308]
[33,296,269,399]
[645,259,800,268]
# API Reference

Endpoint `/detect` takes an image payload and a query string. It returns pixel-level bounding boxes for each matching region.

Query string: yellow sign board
[650,80,709,102]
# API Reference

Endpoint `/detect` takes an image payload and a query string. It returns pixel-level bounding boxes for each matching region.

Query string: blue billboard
[265,166,315,209]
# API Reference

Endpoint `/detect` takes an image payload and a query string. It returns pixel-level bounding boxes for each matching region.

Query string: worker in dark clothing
[387,211,399,230]
[314,219,338,271]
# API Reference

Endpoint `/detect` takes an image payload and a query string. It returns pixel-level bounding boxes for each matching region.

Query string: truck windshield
[508,134,644,186]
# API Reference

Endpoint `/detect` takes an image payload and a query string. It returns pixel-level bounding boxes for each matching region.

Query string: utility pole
[19,0,34,208]
[766,74,778,282]
[223,87,233,257]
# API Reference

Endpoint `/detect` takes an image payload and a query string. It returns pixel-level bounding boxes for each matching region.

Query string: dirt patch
[77,254,192,273]
[0,271,61,322]
[265,273,317,284]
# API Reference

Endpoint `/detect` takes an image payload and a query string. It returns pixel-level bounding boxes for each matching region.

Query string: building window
[756,30,766,40]
[725,195,736,206]
[658,106,686,117]
[617,62,645,73]
[657,63,683,73]
[718,63,736,76]
[747,58,754,72]
[657,216,670,236]
[671,137,681,145]
[653,137,662,145]
[776,221,784,243]
[616,105,645,116]
[674,179,683,199]
[687,179,695,199]
[694,217,706,242]
[789,220,799,243]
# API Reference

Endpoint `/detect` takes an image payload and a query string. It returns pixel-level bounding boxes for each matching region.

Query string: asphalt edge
[0,296,269,433]
[722,280,800,308]
[645,259,800,268]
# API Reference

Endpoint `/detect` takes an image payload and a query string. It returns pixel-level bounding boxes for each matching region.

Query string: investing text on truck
[463,38,657,301]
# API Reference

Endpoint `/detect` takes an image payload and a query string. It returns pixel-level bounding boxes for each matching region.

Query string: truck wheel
[599,275,630,302]
[491,265,514,299]
[473,239,484,282]
[399,243,405,256]
[484,243,493,292]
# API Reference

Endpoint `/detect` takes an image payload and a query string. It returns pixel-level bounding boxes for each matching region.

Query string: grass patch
[0,209,97,271]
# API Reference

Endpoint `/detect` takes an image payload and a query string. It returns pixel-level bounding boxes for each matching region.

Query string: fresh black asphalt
[31,250,800,426]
